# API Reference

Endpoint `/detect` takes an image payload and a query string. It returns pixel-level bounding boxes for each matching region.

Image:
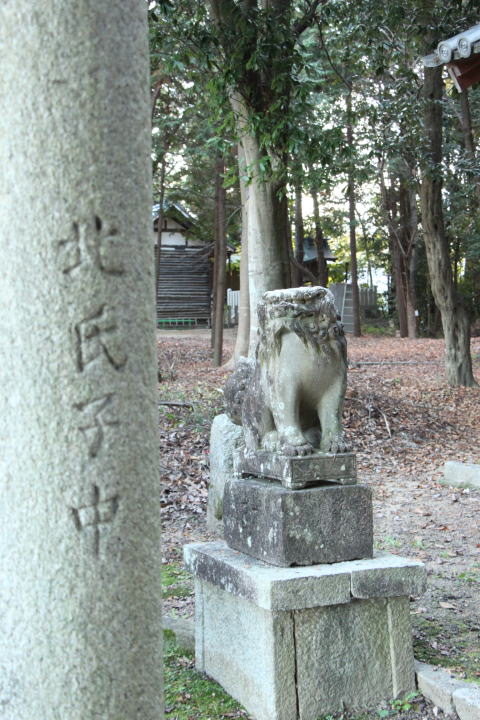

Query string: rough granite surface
[416,661,468,714]
[195,579,297,720]
[237,449,357,488]
[223,477,373,565]
[188,544,424,720]
[207,414,244,534]
[453,686,480,720]
[441,461,480,490]
[295,596,415,718]
[0,4,163,718]
[184,542,427,610]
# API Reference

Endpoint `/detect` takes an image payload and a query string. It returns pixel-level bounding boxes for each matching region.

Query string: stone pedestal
[223,477,373,566]
[185,542,426,720]
[237,448,357,489]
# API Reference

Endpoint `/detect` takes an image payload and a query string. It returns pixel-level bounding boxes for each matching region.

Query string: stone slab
[207,413,245,535]
[441,461,480,490]
[194,578,297,720]
[296,596,415,718]
[453,686,480,720]
[415,661,466,714]
[237,448,356,489]
[189,544,425,720]
[223,477,373,566]
[415,661,480,720]
[184,541,426,611]
[163,616,195,652]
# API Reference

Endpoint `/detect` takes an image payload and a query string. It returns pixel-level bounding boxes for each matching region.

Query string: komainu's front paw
[283,442,314,457]
[322,434,351,453]
[279,427,315,456]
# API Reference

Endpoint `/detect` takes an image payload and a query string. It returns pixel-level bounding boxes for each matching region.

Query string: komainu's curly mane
[257,287,344,359]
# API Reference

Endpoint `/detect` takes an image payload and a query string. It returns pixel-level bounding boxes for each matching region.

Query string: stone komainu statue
[225,287,350,456]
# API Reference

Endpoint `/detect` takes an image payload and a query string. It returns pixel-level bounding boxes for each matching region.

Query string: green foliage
[149,0,480,329]
[362,323,396,337]
[377,692,420,717]
[149,0,241,246]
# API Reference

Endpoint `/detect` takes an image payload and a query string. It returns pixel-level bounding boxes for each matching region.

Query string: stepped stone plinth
[185,542,426,720]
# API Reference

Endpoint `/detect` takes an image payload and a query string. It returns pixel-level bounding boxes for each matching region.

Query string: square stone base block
[184,542,427,720]
[223,477,373,566]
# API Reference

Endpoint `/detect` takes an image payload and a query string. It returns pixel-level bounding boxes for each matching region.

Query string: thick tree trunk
[213,156,227,366]
[380,168,418,338]
[240,131,289,354]
[348,177,361,337]
[420,66,477,386]
[458,89,480,314]
[459,89,480,204]
[405,184,419,339]
[205,1,298,354]
[390,236,409,337]
[399,178,418,339]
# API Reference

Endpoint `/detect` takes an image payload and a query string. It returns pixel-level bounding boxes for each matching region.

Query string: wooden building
[153,203,212,325]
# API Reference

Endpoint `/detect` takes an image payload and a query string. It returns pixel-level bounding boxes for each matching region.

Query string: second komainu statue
[225,286,350,460]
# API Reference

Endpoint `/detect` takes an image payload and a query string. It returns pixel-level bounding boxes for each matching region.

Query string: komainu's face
[294,302,340,341]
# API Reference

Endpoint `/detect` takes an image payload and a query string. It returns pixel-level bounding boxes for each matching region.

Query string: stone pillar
[0,3,163,719]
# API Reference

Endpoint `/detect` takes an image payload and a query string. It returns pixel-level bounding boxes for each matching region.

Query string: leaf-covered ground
[157,330,480,683]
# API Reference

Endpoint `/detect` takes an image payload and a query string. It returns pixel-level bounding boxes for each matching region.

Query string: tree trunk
[227,142,251,365]
[312,190,328,287]
[292,182,304,287]
[458,89,480,314]
[155,155,166,315]
[420,66,477,386]
[239,130,289,354]
[391,234,409,337]
[348,176,361,337]
[213,156,227,366]
[380,167,417,338]
[399,177,418,338]
[405,183,419,339]
[346,91,361,336]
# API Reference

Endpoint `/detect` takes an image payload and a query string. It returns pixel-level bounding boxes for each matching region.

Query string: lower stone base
[184,542,427,720]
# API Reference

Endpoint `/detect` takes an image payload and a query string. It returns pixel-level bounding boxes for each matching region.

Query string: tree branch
[315,16,352,89]
[293,0,326,37]
[288,245,317,284]
[151,81,164,122]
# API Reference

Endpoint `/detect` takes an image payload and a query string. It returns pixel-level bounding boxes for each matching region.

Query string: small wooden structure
[153,203,212,325]
[302,235,337,265]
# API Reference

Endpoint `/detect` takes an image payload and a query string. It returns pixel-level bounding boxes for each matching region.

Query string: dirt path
[158,332,480,682]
